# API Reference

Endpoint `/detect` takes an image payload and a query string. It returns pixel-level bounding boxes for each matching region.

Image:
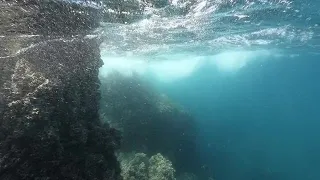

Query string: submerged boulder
[149,153,176,180]
[118,152,176,180]
[0,1,121,180]
[100,71,200,175]
[177,172,199,180]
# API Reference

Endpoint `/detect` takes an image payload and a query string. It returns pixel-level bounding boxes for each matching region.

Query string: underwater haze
[99,0,320,180]
[1,0,319,179]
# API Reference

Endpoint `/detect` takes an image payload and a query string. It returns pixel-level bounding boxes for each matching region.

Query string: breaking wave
[99,0,319,80]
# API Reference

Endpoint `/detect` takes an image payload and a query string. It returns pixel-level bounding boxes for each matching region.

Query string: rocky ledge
[0,1,121,179]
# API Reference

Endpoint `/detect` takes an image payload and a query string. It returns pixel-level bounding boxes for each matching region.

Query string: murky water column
[0,1,121,179]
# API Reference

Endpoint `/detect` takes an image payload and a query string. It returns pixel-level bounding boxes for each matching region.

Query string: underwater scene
[0,0,319,180]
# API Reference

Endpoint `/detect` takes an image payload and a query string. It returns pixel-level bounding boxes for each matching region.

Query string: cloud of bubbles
[99,49,275,82]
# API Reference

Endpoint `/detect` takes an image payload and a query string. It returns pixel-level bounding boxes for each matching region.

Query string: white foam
[99,52,203,82]
[209,50,271,72]
[99,50,274,82]
[99,55,148,78]
[148,56,203,82]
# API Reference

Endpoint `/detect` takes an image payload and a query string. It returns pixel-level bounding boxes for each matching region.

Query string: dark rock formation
[0,1,121,180]
[100,72,200,176]
[0,0,103,36]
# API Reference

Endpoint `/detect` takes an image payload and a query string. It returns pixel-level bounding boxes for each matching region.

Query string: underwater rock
[0,0,102,36]
[118,152,175,180]
[100,71,200,175]
[149,153,176,180]
[176,172,199,180]
[119,152,150,180]
[0,1,121,180]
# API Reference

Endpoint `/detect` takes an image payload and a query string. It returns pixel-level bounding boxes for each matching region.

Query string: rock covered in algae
[177,172,199,180]
[0,1,121,179]
[119,153,149,180]
[149,153,176,180]
[0,0,102,36]
[118,152,176,180]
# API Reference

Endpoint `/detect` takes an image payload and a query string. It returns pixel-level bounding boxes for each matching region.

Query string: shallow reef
[118,152,176,180]
[99,71,202,177]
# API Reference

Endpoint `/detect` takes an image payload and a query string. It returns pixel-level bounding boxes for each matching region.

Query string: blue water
[99,0,320,179]
[158,55,320,180]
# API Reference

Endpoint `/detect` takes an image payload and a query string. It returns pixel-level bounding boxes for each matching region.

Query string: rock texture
[0,1,121,180]
[118,152,176,180]
[100,72,200,176]
[0,0,102,36]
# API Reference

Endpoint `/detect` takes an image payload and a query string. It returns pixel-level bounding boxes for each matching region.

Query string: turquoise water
[160,56,320,180]
[99,0,320,179]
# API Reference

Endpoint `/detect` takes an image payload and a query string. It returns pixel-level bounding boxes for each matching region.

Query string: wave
[99,0,318,57]
[99,49,284,83]
[98,0,318,82]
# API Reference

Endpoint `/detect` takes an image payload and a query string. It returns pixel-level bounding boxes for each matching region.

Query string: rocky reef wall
[0,1,121,179]
[100,72,202,177]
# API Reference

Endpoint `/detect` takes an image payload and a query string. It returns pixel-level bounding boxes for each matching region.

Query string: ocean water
[159,55,320,180]
[99,0,320,180]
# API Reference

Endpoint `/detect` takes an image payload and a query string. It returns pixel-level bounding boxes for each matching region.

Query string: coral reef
[118,152,176,180]
[99,71,200,175]
[0,1,121,179]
